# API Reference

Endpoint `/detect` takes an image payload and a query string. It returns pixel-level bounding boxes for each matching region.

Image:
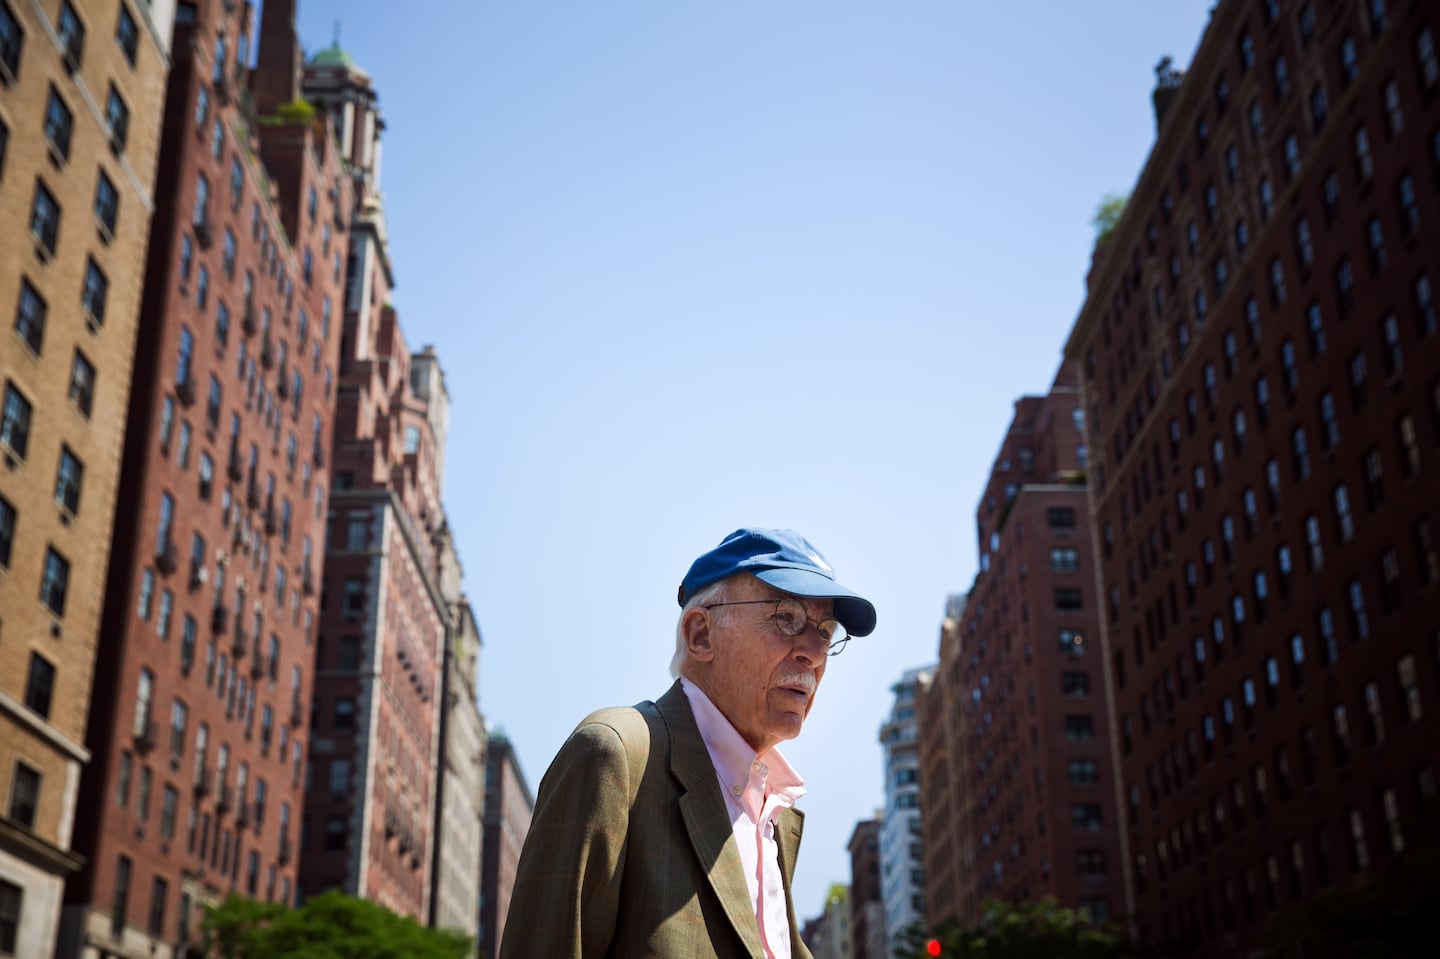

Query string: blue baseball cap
[678,528,877,637]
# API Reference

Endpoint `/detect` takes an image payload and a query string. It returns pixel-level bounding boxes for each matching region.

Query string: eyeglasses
[702,597,850,656]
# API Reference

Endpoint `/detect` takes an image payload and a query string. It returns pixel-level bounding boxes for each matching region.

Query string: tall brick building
[0,1,172,954]
[1063,0,1440,953]
[918,369,1124,927]
[58,0,352,953]
[295,36,456,912]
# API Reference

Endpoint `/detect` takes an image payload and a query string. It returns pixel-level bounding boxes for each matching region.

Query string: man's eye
[774,612,803,632]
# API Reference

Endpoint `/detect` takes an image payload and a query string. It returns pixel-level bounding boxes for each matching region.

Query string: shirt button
[732,785,743,797]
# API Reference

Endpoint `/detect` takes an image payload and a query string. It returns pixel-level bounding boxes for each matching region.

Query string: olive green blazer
[498,680,814,959]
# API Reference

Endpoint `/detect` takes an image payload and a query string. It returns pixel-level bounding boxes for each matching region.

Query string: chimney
[252,0,303,115]
[1152,55,1184,132]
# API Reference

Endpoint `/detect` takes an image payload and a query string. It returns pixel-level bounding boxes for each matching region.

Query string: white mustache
[774,674,817,694]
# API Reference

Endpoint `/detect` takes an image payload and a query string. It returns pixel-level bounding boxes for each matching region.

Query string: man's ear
[682,607,716,662]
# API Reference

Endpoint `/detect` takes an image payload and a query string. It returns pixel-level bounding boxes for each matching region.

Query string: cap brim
[754,568,877,638]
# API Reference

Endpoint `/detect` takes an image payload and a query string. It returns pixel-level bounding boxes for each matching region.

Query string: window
[328,757,351,798]
[40,547,69,615]
[1319,393,1340,450]
[1354,126,1374,181]
[12,277,45,354]
[1072,803,1104,831]
[82,258,109,327]
[69,350,96,417]
[1068,759,1099,785]
[0,494,15,570]
[1062,672,1091,697]
[111,855,132,938]
[94,168,119,236]
[115,4,138,65]
[30,180,61,258]
[1416,275,1435,336]
[1065,715,1096,741]
[1270,257,1287,305]
[43,85,74,160]
[1258,177,1275,221]
[3,759,37,833]
[0,877,20,954]
[24,652,56,718]
[1336,259,1355,314]
[333,698,355,729]
[1334,485,1355,542]
[1382,80,1403,136]
[1055,588,1083,611]
[1349,580,1371,640]
[54,445,83,514]
[325,815,346,851]
[1368,218,1388,274]
[1047,507,1076,529]
[148,876,167,937]
[1051,547,1080,572]
[1397,655,1422,721]
[1309,84,1328,132]
[105,84,129,151]
[1419,27,1439,89]
[1058,629,1085,656]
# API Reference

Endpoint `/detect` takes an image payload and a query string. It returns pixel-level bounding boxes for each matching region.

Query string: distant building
[918,367,1124,927]
[803,884,852,959]
[847,816,886,959]
[879,666,932,955]
[1062,0,1440,953]
[915,596,965,920]
[0,0,173,953]
[60,0,355,951]
[479,731,533,959]
[429,512,486,946]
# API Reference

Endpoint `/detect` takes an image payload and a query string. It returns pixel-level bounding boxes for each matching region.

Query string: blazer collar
[657,681,768,957]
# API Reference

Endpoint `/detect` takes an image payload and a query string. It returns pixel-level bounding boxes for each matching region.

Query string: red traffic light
[926,938,942,957]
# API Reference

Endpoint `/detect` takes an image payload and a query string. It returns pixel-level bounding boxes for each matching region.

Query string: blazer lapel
[658,683,766,957]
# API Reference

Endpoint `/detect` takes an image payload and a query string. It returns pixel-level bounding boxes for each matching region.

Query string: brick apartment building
[0,1,172,954]
[58,0,353,952]
[296,34,455,911]
[847,816,885,959]
[1062,0,1440,953]
[918,370,1124,928]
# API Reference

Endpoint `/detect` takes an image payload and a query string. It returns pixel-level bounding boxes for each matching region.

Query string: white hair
[669,577,733,678]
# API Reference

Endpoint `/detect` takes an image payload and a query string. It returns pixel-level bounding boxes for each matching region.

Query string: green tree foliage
[200,889,472,959]
[896,899,1134,959]
[1265,804,1440,959]
[1092,193,1129,245]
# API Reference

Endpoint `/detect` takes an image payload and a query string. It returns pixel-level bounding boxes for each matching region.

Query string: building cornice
[0,690,91,763]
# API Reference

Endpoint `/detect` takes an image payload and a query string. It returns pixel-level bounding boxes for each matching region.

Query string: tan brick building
[0,1,171,955]
[58,0,353,954]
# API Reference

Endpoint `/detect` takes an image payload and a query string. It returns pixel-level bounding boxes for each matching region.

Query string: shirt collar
[680,677,806,815]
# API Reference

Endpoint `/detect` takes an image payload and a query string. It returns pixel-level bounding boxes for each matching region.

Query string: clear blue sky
[291,0,1215,919]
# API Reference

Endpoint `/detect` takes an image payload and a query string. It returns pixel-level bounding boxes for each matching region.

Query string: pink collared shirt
[681,678,806,959]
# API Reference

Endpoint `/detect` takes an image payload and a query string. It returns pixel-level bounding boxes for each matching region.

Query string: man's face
[700,576,831,754]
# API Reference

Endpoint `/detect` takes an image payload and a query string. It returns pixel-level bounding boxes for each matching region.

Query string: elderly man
[499,528,877,959]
